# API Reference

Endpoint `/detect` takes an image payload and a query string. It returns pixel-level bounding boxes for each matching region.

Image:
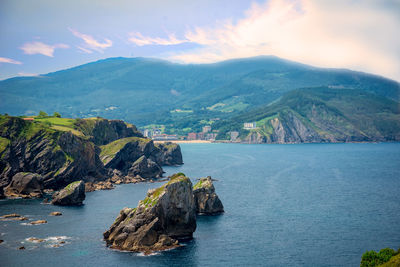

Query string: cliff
[216,88,400,144]
[74,118,142,145]
[0,116,106,192]
[103,173,196,253]
[193,176,224,215]
[99,138,183,180]
[0,115,183,197]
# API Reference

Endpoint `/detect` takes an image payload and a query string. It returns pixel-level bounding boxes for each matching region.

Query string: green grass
[380,252,400,266]
[34,117,76,127]
[64,181,81,194]
[170,109,193,113]
[361,248,399,267]
[51,125,84,136]
[99,137,151,159]
[0,136,10,154]
[193,177,212,190]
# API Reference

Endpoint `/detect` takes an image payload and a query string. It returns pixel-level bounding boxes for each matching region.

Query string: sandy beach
[154,140,212,144]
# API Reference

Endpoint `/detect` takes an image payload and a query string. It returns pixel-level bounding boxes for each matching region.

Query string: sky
[0,0,399,81]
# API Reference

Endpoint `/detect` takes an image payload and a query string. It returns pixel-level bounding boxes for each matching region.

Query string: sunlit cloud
[128,32,187,46]
[20,41,69,57]
[152,0,399,81]
[0,57,22,64]
[17,72,39,77]
[69,28,112,53]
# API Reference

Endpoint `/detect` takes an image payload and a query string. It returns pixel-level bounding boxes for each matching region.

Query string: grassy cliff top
[193,177,213,190]
[99,136,151,159]
[139,173,191,209]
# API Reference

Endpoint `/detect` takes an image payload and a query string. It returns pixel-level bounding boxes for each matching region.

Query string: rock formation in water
[193,176,224,215]
[51,180,85,206]
[4,172,43,198]
[153,142,183,166]
[103,173,196,253]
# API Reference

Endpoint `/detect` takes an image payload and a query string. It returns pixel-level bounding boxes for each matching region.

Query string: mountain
[214,87,400,143]
[0,56,399,136]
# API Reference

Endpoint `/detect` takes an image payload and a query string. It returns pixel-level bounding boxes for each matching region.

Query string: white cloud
[17,72,39,77]
[128,32,187,46]
[153,0,399,81]
[20,41,69,57]
[69,28,112,53]
[0,57,22,64]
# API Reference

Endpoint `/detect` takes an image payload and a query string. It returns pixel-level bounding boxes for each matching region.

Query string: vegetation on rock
[361,248,400,267]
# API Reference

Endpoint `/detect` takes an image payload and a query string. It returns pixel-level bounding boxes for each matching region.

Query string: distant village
[141,122,257,142]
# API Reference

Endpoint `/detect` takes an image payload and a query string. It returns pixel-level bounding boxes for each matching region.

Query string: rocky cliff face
[219,88,400,144]
[0,118,106,191]
[4,172,43,198]
[74,118,143,146]
[193,176,224,215]
[154,142,183,166]
[51,180,85,206]
[104,173,196,253]
[0,115,184,196]
[100,138,183,180]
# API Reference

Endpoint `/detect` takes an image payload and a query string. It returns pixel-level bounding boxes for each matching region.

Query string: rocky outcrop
[99,138,182,180]
[104,173,196,253]
[74,118,143,146]
[4,172,43,198]
[128,156,162,179]
[0,115,183,195]
[154,142,183,166]
[51,180,85,206]
[85,180,114,192]
[193,176,224,215]
[0,117,107,192]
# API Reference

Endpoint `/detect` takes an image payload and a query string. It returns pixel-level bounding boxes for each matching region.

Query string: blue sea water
[1,143,400,266]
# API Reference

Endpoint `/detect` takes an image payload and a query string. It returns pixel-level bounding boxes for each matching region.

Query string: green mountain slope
[214,87,400,143]
[1,56,399,135]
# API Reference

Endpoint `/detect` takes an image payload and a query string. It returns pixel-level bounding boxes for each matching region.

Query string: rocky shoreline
[0,115,183,199]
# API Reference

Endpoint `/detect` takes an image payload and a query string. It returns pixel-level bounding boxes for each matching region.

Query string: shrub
[361,248,396,267]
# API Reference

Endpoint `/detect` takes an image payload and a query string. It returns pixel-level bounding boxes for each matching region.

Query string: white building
[243,122,257,129]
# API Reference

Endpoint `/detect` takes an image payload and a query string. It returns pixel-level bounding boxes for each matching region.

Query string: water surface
[1,143,399,266]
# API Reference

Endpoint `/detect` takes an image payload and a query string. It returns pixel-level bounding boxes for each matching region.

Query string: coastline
[154,140,212,144]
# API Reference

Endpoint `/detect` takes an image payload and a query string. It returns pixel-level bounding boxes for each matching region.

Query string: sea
[1,143,399,266]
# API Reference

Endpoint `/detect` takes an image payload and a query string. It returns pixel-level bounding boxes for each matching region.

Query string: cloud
[0,57,22,64]
[17,72,39,77]
[128,32,187,46]
[154,0,400,81]
[20,42,69,57]
[69,28,112,53]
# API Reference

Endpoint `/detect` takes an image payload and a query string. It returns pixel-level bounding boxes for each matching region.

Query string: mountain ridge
[1,56,399,137]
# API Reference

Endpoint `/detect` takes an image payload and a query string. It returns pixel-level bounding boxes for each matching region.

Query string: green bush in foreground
[361,248,398,267]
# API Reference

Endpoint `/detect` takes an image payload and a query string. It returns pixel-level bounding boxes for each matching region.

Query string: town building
[143,129,152,138]
[152,134,178,141]
[202,125,211,133]
[243,122,257,129]
[188,132,197,140]
[229,131,239,142]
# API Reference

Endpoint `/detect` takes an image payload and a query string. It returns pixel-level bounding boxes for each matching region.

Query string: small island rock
[51,180,85,206]
[30,220,47,225]
[49,211,62,216]
[103,173,196,253]
[4,172,43,198]
[193,176,224,215]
